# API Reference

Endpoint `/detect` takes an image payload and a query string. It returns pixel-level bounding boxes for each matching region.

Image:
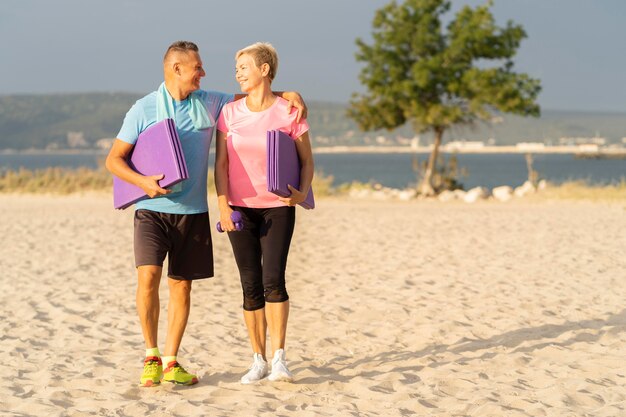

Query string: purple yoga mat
[113,118,188,209]
[266,129,315,210]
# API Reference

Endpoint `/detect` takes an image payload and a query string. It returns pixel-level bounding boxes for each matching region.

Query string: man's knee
[137,265,162,292]
[168,277,192,294]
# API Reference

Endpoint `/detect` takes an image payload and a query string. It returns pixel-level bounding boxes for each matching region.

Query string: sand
[1,193,625,416]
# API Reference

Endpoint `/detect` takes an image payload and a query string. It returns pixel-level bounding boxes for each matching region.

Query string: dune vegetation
[0,166,336,197]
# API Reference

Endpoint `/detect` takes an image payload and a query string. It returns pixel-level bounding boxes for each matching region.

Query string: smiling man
[105,41,306,387]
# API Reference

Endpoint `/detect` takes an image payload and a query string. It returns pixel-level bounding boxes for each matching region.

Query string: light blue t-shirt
[117,89,234,214]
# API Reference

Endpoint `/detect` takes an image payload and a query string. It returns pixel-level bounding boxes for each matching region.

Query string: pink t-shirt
[217,97,309,208]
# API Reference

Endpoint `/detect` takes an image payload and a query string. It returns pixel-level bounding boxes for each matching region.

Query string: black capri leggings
[227,206,296,311]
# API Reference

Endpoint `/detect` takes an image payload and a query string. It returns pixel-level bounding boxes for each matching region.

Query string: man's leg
[164,278,192,356]
[136,265,164,387]
[159,212,212,386]
[160,277,199,385]
[136,265,162,349]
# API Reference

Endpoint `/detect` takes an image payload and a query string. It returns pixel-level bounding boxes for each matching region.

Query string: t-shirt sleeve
[204,90,234,125]
[290,116,309,140]
[217,107,228,133]
[217,92,235,115]
[116,102,146,145]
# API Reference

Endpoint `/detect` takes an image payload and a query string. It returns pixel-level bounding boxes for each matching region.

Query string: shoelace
[144,356,162,367]
[249,359,266,372]
[167,362,187,373]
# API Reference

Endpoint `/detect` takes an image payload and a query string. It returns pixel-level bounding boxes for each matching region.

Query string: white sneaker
[240,353,268,384]
[268,349,294,382]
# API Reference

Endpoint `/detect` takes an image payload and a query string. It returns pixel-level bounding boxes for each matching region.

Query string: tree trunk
[525,153,538,186]
[419,127,444,196]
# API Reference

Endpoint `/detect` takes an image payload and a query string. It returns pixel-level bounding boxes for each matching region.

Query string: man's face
[177,51,206,94]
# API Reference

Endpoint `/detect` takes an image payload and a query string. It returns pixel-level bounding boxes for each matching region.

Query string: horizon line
[0,91,624,115]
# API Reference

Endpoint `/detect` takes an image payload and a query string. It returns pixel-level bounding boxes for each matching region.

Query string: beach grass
[0,167,336,197]
[0,167,112,194]
[1,166,624,202]
[532,179,626,202]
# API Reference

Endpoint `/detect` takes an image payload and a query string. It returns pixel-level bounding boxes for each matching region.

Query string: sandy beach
[1,193,625,416]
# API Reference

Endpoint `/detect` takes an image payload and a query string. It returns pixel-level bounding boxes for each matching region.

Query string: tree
[348,0,541,196]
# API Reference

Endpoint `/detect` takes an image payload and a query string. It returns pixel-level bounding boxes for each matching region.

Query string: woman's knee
[243,294,265,311]
[264,287,289,303]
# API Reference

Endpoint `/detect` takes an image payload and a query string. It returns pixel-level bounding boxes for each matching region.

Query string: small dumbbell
[216,211,244,233]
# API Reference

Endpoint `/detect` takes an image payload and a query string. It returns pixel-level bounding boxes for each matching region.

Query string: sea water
[0,152,624,190]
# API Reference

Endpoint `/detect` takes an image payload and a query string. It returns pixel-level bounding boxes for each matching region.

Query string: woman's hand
[278,184,306,207]
[218,207,237,232]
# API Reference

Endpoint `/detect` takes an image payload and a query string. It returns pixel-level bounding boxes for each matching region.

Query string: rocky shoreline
[347,179,550,202]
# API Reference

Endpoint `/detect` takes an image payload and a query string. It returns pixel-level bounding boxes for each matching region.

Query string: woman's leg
[243,308,267,358]
[265,300,289,353]
[228,207,272,383]
[228,207,267,356]
[259,206,296,355]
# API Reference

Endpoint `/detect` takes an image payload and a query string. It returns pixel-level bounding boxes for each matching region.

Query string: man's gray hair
[164,41,199,62]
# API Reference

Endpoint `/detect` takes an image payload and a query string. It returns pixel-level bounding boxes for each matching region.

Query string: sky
[1,0,625,112]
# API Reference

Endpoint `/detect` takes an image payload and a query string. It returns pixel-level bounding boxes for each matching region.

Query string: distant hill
[0,93,140,151]
[0,93,625,150]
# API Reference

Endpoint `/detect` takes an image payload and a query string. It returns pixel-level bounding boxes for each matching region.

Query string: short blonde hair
[236,42,278,82]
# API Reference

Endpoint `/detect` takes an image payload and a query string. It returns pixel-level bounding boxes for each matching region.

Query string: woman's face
[235,53,267,93]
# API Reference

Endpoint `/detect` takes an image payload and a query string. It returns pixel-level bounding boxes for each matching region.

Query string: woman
[215,42,314,384]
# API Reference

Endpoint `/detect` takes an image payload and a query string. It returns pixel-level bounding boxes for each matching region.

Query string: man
[105,41,306,387]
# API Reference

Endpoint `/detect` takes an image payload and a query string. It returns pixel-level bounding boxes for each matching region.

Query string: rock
[438,190,457,202]
[348,188,371,199]
[398,189,417,201]
[492,185,514,202]
[514,181,536,197]
[537,179,547,190]
[371,189,392,200]
[463,187,489,203]
[346,185,420,201]
[453,189,467,200]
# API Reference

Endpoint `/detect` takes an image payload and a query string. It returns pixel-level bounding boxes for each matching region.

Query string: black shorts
[134,209,213,280]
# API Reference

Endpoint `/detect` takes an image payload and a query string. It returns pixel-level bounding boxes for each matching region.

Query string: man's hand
[138,174,171,198]
[282,91,308,122]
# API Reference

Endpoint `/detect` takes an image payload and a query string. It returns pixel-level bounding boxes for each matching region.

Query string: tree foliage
[349,0,541,195]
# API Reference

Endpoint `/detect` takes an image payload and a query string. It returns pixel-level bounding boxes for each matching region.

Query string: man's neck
[164,81,190,101]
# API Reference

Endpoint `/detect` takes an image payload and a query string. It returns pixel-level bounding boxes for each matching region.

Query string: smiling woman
[214,42,314,385]
[236,44,278,96]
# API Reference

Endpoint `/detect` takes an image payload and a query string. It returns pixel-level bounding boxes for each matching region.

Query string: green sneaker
[139,356,163,387]
[162,361,199,386]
